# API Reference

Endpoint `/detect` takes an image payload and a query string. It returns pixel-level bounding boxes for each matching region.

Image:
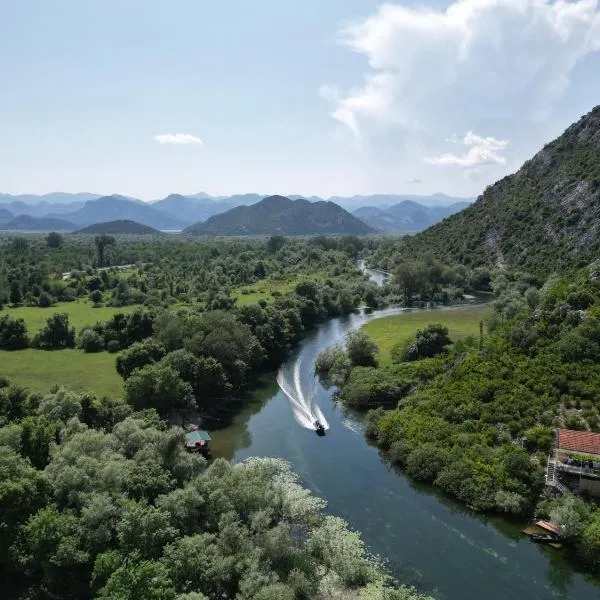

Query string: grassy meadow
[2,301,138,335]
[0,348,124,398]
[362,303,492,367]
[233,273,325,306]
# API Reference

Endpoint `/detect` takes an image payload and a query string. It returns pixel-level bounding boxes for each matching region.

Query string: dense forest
[0,233,445,599]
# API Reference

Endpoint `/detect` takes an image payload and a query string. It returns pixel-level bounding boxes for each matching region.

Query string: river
[209,264,600,600]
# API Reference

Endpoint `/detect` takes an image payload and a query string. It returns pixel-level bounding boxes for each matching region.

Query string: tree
[38,291,54,307]
[159,350,230,404]
[95,234,116,267]
[46,232,63,248]
[393,324,452,362]
[32,313,76,349]
[20,505,88,594]
[124,364,195,414]
[345,330,378,367]
[0,446,48,569]
[9,280,22,305]
[79,328,104,352]
[37,388,83,422]
[184,311,263,387]
[116,339,167,379]
[0,315,28,349]
[580,513,600,567]
[97,556,176,600]
[116,502,178,558]
[549,494,591,539]
[11,237,29,252]
[90,289,104,305]
[266,235,285,253]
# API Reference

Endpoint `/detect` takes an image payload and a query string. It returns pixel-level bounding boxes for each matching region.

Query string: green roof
[185,430,212,444]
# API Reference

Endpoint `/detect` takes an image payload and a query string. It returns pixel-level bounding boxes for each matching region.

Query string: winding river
[210,264,600,600]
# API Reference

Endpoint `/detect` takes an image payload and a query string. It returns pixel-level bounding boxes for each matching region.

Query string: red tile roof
[558,429,600,456]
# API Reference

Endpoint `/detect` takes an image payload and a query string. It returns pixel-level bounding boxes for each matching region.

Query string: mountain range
[402,105,600,276]
[0,191,473,232]
[352,200,471,233]
[184,195,375,236]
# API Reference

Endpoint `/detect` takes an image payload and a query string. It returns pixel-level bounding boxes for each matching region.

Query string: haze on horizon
[2,0,600,201]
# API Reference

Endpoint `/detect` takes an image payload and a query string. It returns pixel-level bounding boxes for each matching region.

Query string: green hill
[0,214,76,231]
[184,195,375,236]
[401,105,600,276]
[76,219,161,235]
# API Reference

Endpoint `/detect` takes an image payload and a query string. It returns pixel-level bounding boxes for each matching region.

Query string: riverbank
[362,304,491,366]
[208,304,600,599]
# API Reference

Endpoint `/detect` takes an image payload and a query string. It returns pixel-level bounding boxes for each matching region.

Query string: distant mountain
[57,195,186,230]
[401,105,600,275]
[0,191,474,228]
[0,200,87,217]
[0,192,100,205]
[185,195,375,236]
[0,208,14,223]
[330,193,474,212]
[353,201,472,233]
[76,220,161,235]
[153,194,224,223]
[0,214,76,231]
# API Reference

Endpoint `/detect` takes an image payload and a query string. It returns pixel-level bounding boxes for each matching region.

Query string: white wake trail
[277,358,329,431]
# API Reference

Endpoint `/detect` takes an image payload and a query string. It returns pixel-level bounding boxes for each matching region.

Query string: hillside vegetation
[76,220,161,235]
[185,195,375,236]
[324,262,600,568]
[401,105,600,276]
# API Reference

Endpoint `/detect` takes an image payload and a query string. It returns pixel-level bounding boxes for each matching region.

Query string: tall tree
[95,234,116,267]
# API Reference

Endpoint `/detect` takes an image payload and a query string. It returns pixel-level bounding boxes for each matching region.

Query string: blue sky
[2,0,600,200]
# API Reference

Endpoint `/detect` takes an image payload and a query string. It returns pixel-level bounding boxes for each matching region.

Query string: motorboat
[314,420,326,436]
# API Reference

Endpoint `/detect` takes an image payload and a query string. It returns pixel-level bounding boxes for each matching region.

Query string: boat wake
[277,358,329,431]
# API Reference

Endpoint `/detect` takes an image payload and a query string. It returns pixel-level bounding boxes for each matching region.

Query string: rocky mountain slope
[401,105,600,275]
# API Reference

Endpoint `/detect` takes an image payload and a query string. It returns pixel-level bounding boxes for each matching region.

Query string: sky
[1,0,600,201]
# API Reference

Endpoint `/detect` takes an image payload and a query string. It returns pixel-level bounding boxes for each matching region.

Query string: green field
[362,304,492,367]
[233,273,325,306]
[2,301,138,335]
[0,348,124,398]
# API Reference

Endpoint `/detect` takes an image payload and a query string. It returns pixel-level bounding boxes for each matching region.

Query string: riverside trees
[0,382,431,600]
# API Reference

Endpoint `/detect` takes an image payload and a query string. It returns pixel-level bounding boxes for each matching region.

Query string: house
[185,428,212,458]
[546,428,600,497]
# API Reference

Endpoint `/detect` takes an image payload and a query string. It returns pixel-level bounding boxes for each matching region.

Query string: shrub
[32,313,75,349]
[90,289,104,305]
[106,340,120,353]
[345,330,378,367]
[393,324,452,362]
[315,346,346,375]
[338,367,408,409]
[78,329,104,353]
[0,315,29,350]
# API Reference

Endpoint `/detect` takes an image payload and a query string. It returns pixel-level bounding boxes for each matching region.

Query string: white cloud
[155,133,203,145]
[426,132,509,167]
[323,0,600,140]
